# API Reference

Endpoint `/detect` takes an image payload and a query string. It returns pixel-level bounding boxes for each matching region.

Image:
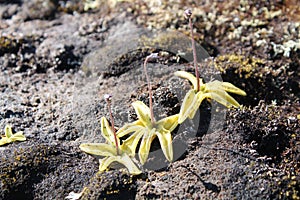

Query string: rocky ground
[0,0,299,199]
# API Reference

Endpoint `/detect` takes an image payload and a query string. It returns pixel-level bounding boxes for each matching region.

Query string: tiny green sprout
[116,53,179,164]
[80,94,141,175]
[175,71,246,124]
[0,125,26,146]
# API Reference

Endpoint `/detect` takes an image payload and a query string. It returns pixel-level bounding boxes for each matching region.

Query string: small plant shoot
[175,9,246,124]
[117,101,179,164]
[175,71,246,123]
[80,95,141,175]
[117,53,179,164]
[185,8,201,92]
[104,94,119,155]
[0,125,26,146]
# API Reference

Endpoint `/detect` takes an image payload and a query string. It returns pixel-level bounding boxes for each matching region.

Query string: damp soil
[0,0,299,199]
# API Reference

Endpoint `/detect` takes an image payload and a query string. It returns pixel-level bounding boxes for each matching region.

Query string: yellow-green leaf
[117,121,144,138]
[139,129,156,164]
[207,89,240,108]
[99,154,142,175]
[79,143,117,157]
[101,117,119,146]
[188,92,210,119]
[0,137,10,146]
[178,89,198,124]
[132,101,152,128]
[99,156,117,172]
[10,132,26,142]
[5,125,13,138]
[120,129,145,156]
[118,153,142,175]
[156,128,173,162]
[174,71,198,90]
[157,114,179,132]
[222,82,247,96]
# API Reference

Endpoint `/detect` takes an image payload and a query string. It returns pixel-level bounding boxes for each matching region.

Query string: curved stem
[105,96,119,155]
[188,16,200,92]
[143,55,156,125]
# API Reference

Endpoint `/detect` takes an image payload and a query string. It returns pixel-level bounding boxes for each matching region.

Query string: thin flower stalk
[104,94,119,155]
[143,53,159,125]
[185,8,200,92]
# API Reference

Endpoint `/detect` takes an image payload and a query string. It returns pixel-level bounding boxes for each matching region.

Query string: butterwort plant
[175,9,246,124]
[0,124,26,146]
[175,71,246,123]
[79,94,141,175]
[117,53,179,164]
[78,8,247,176]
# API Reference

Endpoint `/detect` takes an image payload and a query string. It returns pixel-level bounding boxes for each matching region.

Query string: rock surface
[0,0,299,199]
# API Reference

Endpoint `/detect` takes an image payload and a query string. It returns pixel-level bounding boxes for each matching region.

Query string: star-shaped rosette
[0,125,26,146]
[79,117,141,175]
[117,101,179,165]
[175,71,246,124]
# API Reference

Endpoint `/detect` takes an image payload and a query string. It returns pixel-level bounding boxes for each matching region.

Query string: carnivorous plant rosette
[79,116,142,175]
[117,101,179,165]
[116,53,179,165]
[175,71,246,124]
[0,125,26,146]
[175,9,246,124]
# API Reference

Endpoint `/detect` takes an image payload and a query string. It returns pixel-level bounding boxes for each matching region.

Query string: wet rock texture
[0,0,299,199]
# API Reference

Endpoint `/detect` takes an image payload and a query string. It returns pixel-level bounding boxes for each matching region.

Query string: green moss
[277,174,300,199]
[0,36,21,56]
[214,54,265,79]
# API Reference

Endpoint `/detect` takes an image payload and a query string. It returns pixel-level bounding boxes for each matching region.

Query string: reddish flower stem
[143,54,157,125]
[186,9,200,91]
[104,94,119,155]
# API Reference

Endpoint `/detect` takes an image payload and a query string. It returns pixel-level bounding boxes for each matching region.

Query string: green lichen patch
[0,36,21,56]
[214,54,265,79]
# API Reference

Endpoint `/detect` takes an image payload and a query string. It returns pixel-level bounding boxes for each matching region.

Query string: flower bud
[184,9,192,19]
[104,94,112,102]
